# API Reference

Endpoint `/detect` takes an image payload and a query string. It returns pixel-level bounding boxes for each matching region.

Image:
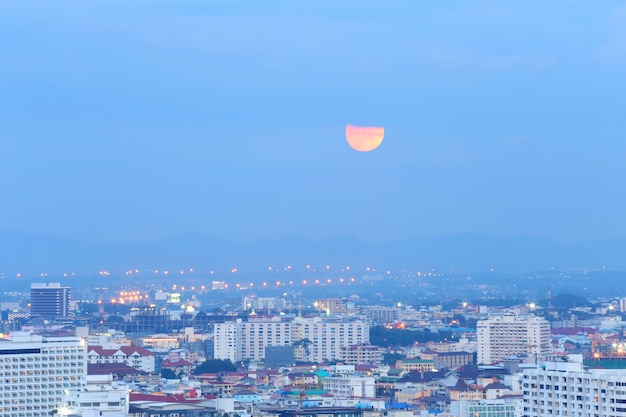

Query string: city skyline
[2,1,626,245]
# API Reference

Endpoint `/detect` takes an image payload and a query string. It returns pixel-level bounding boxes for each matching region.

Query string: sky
[1,1,626,244]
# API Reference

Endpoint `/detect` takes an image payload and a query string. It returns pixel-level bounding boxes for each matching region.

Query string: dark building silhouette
[30,283,71,318]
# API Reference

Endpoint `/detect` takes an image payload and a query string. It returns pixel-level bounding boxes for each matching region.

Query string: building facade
[450,397,523,417]
[238,317,293,361]
[30,283,71,318]
[293,317,369,363]
[477,312,550,364]
[87,345,156,373]
[367,307,400,325]
[213,316,370,364]
[340,344,384,365]
[213,321,238,362]
[0,332,87,417]
[61,374,129,417]
[323,374,376,398]
[214,317,292,362]
[522,355,626,417]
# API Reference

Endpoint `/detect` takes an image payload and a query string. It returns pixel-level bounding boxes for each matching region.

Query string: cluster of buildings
[2,282,626,416]
[214,315,369,364]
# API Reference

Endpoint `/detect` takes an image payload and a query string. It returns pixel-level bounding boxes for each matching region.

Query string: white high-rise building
[521,354,626,417]
[214,317,293,362]
[367,307,401,325]
[0,332,87,417]
[477,312,550,364]
[238,317,292,361]
[293,316,369,363]
[213,316,369,364]
[213,321,238,363]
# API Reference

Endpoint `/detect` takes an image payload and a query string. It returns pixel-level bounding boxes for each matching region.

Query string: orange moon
[345,124,384,152]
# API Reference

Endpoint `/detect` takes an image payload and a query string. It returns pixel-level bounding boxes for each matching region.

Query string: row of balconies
[8,376,82,385]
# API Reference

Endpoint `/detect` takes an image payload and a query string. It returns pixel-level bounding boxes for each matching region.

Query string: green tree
[192,359,237,375]
[370,326,457,346]
[382,353,405,365]
[161,368,179,379]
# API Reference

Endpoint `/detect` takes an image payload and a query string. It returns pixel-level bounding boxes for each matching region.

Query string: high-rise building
[214,317,292,362]
[0,331,87,417]
[30,283,71,318]
[313,299,347,315]
[450,397,523,417]
[238,317,292,361]
[212,316,369,364]
[213,321,238,362]
[367,307,400,325]
[477,312,550,364]
[293,316,369,363]
[521,354,626,417]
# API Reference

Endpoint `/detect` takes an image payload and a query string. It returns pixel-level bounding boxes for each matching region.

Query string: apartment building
[477,312,550,364]
[238,317,292,361]
[0,332,87,417]
[87,345,156,373]
[450,397,523,417]
[61,374,129,417]
[213,317,292,362]
[323,374,376,397]
[213,316,369,364]
[367,307,400,325]
[293,316,369,363]
[340,344,384,365]
[213,321,238,362]
[521,355,626,417]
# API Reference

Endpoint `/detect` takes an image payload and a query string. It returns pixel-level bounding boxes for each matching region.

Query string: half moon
[345,125,384,152]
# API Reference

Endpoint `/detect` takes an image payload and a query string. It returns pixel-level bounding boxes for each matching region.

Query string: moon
[345,124,384,152]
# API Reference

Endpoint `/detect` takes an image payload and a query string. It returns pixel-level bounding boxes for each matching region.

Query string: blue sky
[1,1,626,243]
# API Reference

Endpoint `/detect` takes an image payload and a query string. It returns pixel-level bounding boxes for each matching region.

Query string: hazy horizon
[2,1,626,245]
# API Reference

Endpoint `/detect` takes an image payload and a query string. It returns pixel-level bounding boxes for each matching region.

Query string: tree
[293,338,312,360]
[382,353,405,365]
[370,326,457,347]
[161,368,179,379]
[192,359,237,375]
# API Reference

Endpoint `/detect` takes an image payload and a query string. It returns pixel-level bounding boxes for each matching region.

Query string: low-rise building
[323,374,376,398]
[341,344,384,365]
[87,345,156,373]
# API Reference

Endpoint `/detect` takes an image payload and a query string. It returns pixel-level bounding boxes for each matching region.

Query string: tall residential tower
[477,312,550,364]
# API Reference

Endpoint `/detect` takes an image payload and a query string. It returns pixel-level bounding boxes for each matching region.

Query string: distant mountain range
[1,230,625,276]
